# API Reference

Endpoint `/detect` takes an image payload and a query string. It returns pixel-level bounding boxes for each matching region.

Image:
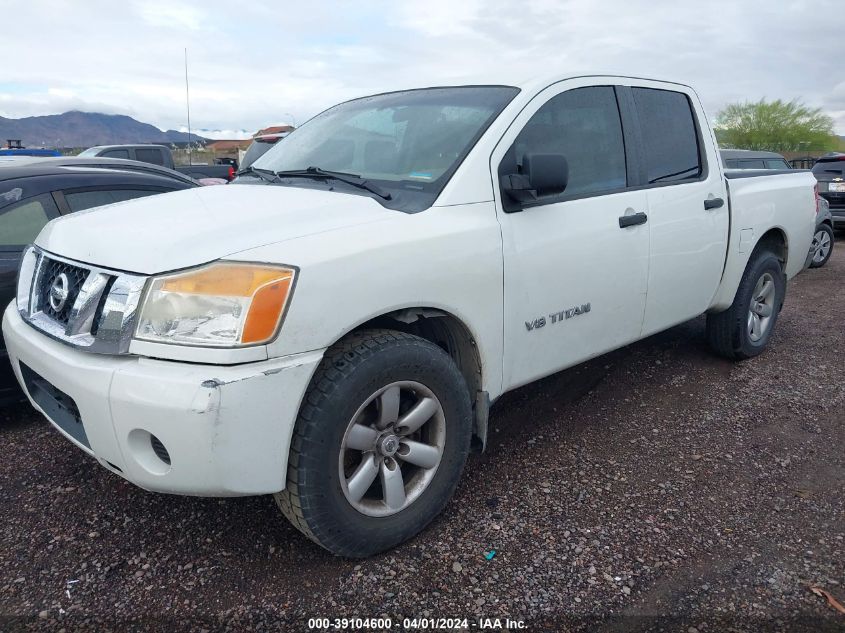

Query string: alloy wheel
[812,229,831,264]
[339,381,446,517]
[747,272,776,342]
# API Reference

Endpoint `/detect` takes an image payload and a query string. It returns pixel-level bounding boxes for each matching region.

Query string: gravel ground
[1,245,843,633]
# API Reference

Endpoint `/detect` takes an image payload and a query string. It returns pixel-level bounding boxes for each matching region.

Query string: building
[255,125,295,137]
[205,139,253,153]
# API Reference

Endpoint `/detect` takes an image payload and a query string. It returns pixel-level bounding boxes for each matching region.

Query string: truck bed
[708,169,817,311]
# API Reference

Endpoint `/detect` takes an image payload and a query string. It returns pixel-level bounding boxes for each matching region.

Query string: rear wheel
[275,329,472,557]
[706,249,785,360]
[810,224,834,268]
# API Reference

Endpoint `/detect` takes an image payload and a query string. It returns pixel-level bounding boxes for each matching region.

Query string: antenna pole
[185,47,192,166]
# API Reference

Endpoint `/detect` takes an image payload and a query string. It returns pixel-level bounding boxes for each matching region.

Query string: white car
[3,73,818,557]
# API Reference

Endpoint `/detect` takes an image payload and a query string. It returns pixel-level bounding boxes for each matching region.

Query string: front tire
[810,224,834,268]
[275,329,472,557]
[706,249,785,360]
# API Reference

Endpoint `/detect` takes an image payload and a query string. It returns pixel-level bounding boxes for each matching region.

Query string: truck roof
[363,72,693,99]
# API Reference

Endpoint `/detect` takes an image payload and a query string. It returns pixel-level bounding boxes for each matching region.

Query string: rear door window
[0,194,59,249]
[632,88,703,184]
[135,148,166,165]
[813,161,845,178]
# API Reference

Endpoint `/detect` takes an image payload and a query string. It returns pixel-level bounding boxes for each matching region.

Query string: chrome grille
[36,259,90,326]
[17,247,147,355]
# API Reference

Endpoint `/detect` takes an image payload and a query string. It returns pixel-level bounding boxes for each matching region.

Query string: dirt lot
[1,245,843,633]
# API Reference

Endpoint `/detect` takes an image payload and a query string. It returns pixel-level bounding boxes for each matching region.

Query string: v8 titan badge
[526,302,591,331]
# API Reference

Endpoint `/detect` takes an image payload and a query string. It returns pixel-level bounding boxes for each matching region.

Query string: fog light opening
[150,434,171,466]
[126,429,172,476]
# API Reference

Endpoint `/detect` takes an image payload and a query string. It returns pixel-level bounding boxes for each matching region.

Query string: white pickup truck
[3,73,818,557]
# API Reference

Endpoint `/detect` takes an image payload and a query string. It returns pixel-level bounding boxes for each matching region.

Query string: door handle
[704,197,724,210]
[618,211,648,228]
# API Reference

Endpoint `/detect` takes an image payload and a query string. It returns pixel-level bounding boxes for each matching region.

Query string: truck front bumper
[2,304,322,496]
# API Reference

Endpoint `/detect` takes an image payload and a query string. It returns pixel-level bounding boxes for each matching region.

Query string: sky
[2,0,844,139]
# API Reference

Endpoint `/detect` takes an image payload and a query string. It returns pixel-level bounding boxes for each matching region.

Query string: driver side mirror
[502,153,569,206]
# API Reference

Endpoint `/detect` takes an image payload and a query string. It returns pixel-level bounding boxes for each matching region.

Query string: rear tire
[810,224,834,268]
[275,329,472,557]
[706,249,785,360]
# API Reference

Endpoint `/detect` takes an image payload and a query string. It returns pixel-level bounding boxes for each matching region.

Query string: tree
[714,99,838,152]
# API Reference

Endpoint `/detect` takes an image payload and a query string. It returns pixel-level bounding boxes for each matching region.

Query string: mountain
[0,111,206,148]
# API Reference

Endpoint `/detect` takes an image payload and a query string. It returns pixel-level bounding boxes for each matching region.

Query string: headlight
[135,262,296,347]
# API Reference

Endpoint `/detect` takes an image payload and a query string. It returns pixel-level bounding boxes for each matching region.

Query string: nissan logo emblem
[49,273,70,312]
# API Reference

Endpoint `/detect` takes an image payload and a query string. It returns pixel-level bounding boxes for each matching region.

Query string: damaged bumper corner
[3,304,323,496]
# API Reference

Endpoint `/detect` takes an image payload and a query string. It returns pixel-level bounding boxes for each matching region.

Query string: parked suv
[813,153,845,230]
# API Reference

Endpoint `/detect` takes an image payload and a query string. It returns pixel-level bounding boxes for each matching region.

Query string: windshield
[252,86,519,212]
[78,148,102,157]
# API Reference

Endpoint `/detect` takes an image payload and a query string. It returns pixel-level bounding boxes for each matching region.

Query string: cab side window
[0,194,59,249]
[501,86,627,202]
[101,149,130,159]
[632,88,703,184]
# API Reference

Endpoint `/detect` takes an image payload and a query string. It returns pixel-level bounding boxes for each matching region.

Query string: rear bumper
[2,303,322,496]
[819,192,845,211]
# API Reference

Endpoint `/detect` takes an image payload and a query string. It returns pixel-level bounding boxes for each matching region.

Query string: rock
[452,562,462,573]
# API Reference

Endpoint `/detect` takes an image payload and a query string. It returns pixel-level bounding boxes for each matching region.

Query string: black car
[813,153,845,230]
[2,155,201,187]
[0,163,196,402]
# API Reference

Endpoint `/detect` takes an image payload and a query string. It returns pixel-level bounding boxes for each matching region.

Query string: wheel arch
[339,306,489,450]
[754,227,788,265]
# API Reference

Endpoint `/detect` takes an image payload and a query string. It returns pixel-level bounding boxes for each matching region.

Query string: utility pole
[185,47,192,166]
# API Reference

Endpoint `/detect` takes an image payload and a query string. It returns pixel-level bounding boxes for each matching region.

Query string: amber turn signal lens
[242,273,294,343]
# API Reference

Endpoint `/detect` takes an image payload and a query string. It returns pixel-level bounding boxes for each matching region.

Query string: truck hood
[36,185,394,274]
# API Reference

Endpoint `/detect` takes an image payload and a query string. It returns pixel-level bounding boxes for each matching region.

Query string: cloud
[136,2,204,30]
[1,0,843,135]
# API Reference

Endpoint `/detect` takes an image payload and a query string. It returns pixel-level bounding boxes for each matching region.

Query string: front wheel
[275,329,472,557]
[706,249,785,360]
[810,224,834,268]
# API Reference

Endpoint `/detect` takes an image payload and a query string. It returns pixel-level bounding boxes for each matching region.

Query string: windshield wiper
[273,166,392,200]
[236,165,280,183]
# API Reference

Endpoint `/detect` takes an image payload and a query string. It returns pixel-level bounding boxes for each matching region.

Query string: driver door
[492,82,650,390]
